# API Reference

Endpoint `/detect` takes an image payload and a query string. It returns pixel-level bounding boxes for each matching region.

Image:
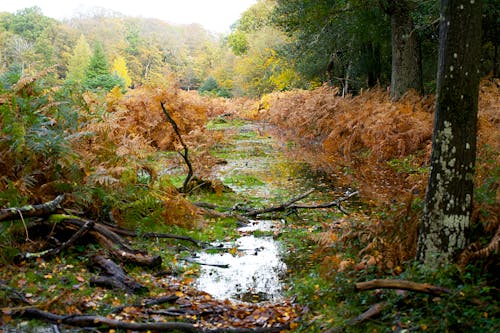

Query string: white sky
[0,0,258,33]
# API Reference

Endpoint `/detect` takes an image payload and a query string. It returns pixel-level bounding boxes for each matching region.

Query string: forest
[0,0,499,332]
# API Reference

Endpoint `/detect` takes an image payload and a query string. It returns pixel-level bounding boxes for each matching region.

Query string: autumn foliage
[253,80,499,266]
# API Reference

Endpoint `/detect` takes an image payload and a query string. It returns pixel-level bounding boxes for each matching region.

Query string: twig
[17,209,31,242]
[182,257,229,268]
[161,102,193,193]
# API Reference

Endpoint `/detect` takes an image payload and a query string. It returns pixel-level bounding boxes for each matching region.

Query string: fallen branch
[97,223,206,247]
[243,190,357,218]
[355,279,451,296]
[142,232,207,247]
[243,189,315,217]
[14,308,289,333]
[57,215,162,267]
[161,102,193,193]
[323,302,387,333]
[293,191,358,214]
[20,219,95,260]
[0,194,64,222]
[90,254,148,294]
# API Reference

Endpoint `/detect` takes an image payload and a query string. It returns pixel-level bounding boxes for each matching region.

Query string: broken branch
[355,279,451,296]
[0,194,64,222]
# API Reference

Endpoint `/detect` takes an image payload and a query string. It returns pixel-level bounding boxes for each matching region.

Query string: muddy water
[193,122,309,303]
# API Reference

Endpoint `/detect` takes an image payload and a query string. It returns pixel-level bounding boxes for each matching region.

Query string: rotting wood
[0,194,64,222]
[14,308,289,333]
[355,279,451,296]
[90,254,148,294]
[20,219,95,260]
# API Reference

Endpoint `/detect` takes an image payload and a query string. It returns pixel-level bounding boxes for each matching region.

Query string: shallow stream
[192,122,305,303]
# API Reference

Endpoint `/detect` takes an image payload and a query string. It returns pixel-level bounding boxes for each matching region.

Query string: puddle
[194,225,286,303]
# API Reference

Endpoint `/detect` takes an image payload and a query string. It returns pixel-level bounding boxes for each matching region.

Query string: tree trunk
[417,0,482,265]
[389,1,423,100]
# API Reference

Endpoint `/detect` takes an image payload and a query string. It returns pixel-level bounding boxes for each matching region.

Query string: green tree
[66,34,92,84]
[417,0,482,265]
[273,0,391,93]
[228,30,249,56]
[83,42,124,92]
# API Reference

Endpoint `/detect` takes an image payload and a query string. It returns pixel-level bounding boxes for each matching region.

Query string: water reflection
[194,224,286,303]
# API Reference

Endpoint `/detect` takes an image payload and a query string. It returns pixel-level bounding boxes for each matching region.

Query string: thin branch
[160,102,193,192]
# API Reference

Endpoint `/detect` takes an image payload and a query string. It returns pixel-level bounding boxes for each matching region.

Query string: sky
[0,0,258,33]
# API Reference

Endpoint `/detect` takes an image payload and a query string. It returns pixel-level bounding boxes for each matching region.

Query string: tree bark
[386,0,423,100]
[417,0,482,264]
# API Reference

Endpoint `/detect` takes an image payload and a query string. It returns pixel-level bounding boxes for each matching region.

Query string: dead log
[355,279,451,296]
[15,308,289,332]
[0,194,64,222]
[90,254,148,294]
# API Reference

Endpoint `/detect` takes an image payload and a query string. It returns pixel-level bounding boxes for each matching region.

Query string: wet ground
[192,121,317,303]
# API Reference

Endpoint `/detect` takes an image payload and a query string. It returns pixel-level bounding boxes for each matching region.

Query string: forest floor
[1,111,498,333]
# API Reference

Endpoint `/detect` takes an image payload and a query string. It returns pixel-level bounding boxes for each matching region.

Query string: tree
[417,0,482,265]
[380,0,423,100]
[66,34,92,84]
[112,55,132,88]
[83,42,124,92]
[273,0,391,93]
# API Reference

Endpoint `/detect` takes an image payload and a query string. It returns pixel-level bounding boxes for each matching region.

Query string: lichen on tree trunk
[417,0,482,265]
